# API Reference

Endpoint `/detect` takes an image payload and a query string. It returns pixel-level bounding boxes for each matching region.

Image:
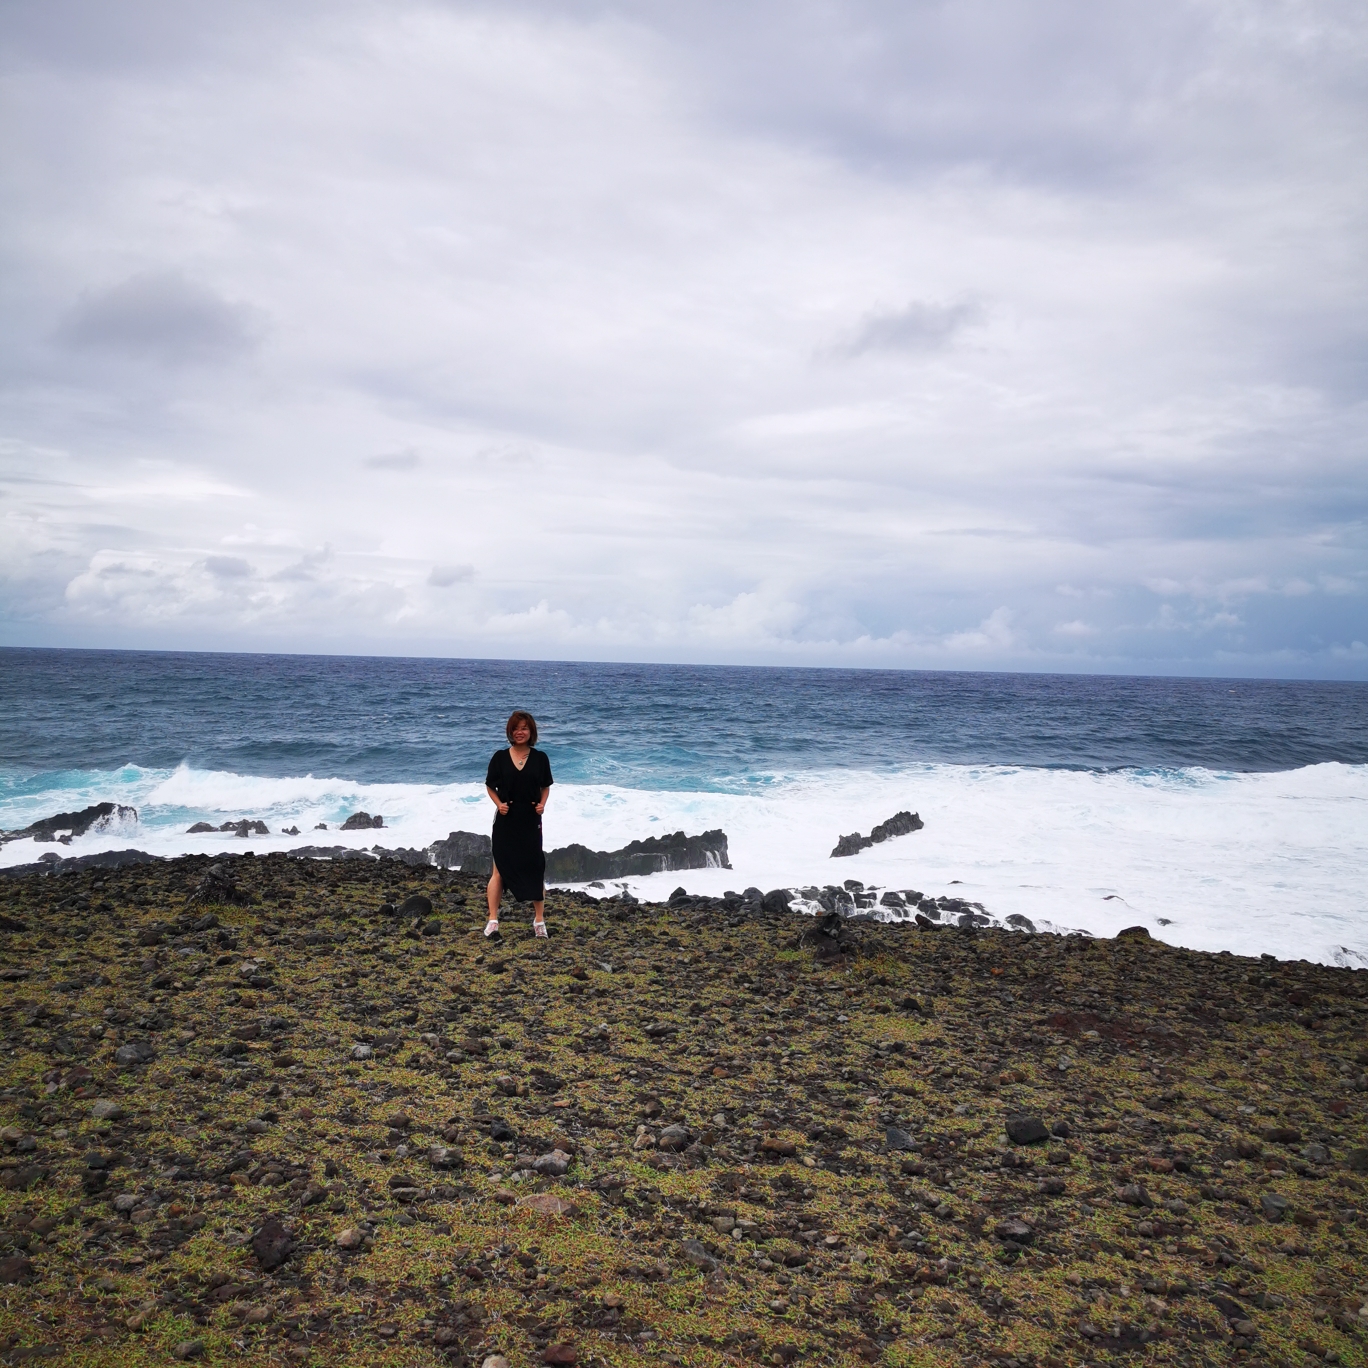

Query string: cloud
[55,270,261,365]
[0,0,1365,677]
[364,450,421,471]
[204,555,252,578]
[428,563,474,587]
[837,300,984,357]
[941,607,1017,653]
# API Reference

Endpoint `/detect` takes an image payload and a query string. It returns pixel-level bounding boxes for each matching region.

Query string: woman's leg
[532,899,545,927]
[485,867,503,929]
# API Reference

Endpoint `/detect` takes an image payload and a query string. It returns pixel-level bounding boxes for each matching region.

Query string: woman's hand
[534,800,546,815]
[497,801,510,816]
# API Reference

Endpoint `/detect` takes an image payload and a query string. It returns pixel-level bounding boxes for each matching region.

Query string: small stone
[1260,1191,1290,1221]
[995,1218,1034,1244]
[658,1124,692,1152]
[251,1216,294,1271]
[1347,1147,1368,1174]
[543,1346,576,1365]
[885,1126,916,1151]
[0,1256,33,1284]
[760,1136,796,1157]
[520,1193,577,1217]
[90,1100,124,1121]
[335,1227,364,1249]
[350,1045,373,1061]
[112,1193,139,1213]
[681,1238,720,1273]
[482,1358,510,1368]
[1116,1183,1153,1207]
[172,1340,206,1360]
[1301,1142,1330,1164]
[1004,1115,1050,1145]
[533,1149,571,1176]
[1116,926,1151,939]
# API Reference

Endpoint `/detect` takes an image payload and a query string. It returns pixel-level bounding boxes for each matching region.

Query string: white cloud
[428,563,474,587]
[0,0,1364,677]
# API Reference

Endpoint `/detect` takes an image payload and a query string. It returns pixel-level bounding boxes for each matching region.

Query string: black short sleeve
[485,750,505,791]
[537,750,553,787]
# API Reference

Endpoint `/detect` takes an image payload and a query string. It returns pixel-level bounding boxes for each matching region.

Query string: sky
[1,0,1365,677]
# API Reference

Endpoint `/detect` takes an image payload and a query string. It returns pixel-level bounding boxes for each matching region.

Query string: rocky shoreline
[0,852,1365,1368]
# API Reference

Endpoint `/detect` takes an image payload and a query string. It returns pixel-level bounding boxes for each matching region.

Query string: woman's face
[510,721,531,745]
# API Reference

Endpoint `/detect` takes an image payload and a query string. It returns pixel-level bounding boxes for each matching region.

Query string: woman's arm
[487,785,509,816]
[535,787,550,815]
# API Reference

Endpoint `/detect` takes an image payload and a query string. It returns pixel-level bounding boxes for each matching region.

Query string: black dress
[485,747,554,902]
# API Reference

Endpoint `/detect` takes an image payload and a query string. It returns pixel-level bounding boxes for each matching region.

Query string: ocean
[2,648,1366,965]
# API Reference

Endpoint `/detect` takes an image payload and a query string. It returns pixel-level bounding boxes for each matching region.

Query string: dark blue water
[2,648,1365,789]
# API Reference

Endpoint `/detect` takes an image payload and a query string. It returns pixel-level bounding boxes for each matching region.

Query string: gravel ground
[0,851,1366,1368]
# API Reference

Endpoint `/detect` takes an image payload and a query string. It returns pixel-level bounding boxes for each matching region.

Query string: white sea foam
[2,761,1365,967]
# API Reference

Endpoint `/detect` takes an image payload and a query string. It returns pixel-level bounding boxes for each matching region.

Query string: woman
[484,710,553,937]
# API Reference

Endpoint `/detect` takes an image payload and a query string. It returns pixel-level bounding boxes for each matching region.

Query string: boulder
[186,822,216,834]
[830,811,923,858]
[217,820,268,837]
[544,829,731,882]
[341,811,383,831]
[16,801,137,843]
[1004,1115,1050,1146]
[428,830,493,875]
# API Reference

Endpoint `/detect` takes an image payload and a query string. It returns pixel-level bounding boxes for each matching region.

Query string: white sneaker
[484,919,499,937]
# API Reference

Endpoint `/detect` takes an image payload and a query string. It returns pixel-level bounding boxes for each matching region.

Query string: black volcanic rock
[544,829,730,882]
[830,810,923,858]
[428,830,493,876]
[341,811,383,831]
[9,801,137,844]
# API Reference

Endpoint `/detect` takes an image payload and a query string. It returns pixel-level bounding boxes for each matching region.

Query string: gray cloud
[363,450,421,471]
[428,564,474,587]
[838,300,983,356]
[55,270,260,365]
[204,555,252,578]
[0,0,1365,676]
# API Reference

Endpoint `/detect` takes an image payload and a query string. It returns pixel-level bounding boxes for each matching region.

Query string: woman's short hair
[505,710,538,744]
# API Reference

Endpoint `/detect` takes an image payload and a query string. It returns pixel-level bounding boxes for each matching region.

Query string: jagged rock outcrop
[2,801,138,846]
[545,829,730,883]
[428,831,493,875]
[0,848,160,879]
[341,812,384,831]
[830,809,923,858]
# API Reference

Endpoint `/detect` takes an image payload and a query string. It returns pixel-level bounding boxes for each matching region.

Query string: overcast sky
[1,0,1365,676]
